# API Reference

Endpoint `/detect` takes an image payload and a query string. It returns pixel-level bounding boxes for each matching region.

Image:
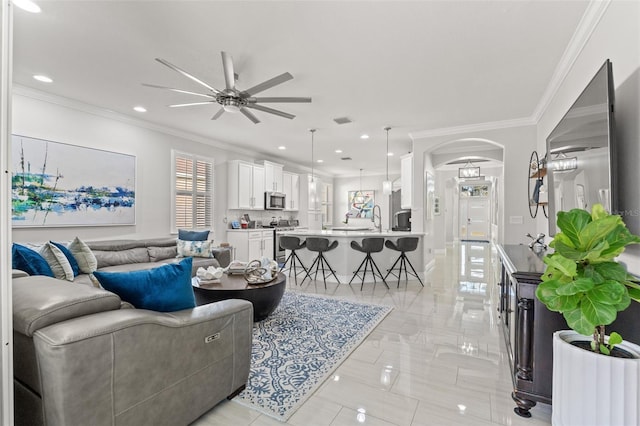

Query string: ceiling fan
[143,51,311,124]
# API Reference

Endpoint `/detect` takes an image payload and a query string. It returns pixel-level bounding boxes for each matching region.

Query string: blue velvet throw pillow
[178,229,210,241]
[12,243,54,277]
[93,258,195,312]
[50,241,80,277]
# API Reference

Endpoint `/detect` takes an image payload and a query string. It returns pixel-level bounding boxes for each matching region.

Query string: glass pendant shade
[382,180,392,195]
[383,126,392,195]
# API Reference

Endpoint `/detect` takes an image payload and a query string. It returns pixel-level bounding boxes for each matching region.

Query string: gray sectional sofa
[75,237,231,286]
[13,238,250,426]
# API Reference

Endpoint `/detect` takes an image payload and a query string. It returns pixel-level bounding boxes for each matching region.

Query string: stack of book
[226,261,248,275]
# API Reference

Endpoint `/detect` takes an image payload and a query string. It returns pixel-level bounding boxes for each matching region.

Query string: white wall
[11,92,311,244]
[536,0,640,274]
[433,165,503,250]
[332,173,398,230]
[413,125,537,246]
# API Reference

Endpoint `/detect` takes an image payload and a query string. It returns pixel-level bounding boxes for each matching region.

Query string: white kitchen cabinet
[228,160,264,210]
[227,229,274,261]
[400,153,413,209]
[262,160,284,193]
[252,166,265,209]
[282,172,300,211]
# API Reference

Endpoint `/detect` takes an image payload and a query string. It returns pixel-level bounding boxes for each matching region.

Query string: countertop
[279,229,423,238]
[227,228,275,232]
[497,244,547,281]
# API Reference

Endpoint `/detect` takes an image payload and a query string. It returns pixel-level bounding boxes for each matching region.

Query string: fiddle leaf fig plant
[536,204,640,355]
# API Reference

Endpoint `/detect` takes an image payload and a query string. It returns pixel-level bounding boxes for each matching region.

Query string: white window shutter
[172,151,214,233]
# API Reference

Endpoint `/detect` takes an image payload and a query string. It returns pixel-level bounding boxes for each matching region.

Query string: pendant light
[354,168,365,204]
[382,126,392,195]
[309,129,317,196]
[458,160,480,179]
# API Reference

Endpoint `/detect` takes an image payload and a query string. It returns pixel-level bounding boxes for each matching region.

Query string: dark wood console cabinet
[497,244,640,418]
[497,244,566,417]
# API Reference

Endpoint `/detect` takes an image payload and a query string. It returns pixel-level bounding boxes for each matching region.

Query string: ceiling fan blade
[155,58,221,94]
[240,107,260,124]
[221,51,236,91]
[142,83,214,99]
[168,101,216,108]
[242,72,294,96]
[211,108,225,120]
[249,97,312,103]
[245,103,295,120]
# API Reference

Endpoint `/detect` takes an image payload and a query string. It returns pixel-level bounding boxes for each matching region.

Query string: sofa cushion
[68,237,98,273]
[93,258,195,312]
[39,243,74,281]
[13,275,121,336]
[12,243,54,277]
[178,229,210,241]
[177,240,213,258]
[86,239,142,251]
[50,241,81,277]
[143,237,179,248]
[148,245,178,262]
[92,247,150,268]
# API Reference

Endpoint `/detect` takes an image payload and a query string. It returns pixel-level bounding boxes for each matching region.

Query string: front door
[459,183,491,242]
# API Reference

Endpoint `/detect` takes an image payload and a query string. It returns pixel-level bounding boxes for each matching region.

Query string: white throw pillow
[39,242,74,281]
[68,237,98,273]
[177,239,213,258]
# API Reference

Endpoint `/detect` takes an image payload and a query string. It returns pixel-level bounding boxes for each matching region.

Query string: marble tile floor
[192,242,552,426]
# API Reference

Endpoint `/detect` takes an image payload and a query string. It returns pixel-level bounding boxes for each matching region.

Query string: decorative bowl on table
[243,259,278,285]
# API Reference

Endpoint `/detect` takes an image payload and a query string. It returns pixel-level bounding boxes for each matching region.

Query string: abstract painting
[347,190,374,219]
[11,135,136,227]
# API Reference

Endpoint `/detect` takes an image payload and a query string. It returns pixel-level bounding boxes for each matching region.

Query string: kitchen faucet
[372,204,382,233]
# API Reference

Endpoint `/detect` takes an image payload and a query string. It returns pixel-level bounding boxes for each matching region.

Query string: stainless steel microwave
[264,192,286,210]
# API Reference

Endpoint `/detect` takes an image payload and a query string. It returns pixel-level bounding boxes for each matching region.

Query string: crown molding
[531,0,611,122]
[409,0,611,141]
[409,116,535,140]
[12,84,260,159]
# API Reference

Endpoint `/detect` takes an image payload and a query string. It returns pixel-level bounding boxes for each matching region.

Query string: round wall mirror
[528,151,548,218]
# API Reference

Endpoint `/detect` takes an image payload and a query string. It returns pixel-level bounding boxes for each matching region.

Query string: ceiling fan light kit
[222,98,241,113]
[144,51,311,124]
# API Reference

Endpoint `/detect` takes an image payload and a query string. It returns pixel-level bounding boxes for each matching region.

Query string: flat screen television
[546,59,616,236]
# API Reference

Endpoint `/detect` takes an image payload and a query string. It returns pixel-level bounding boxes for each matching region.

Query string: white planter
[552,330,640,426]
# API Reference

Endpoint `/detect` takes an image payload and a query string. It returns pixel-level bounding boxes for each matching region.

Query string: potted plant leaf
[536,204,640,426]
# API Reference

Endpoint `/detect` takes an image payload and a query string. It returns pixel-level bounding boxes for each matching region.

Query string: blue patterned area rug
[234,291,393,421]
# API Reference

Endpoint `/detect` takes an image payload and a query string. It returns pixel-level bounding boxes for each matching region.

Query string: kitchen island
[279,229,424,284]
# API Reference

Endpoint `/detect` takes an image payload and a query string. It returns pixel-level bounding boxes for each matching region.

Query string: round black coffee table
[192,272,286,321]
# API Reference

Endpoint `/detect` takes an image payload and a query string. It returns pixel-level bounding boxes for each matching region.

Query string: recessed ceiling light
[33,74,52,83]
[278,146,286,150]
[13,0,41,13]
[133,106,147,113]
[360,134,369,140]
[317,159,323,163]
[335,149,343,153]
[387,152,394,156]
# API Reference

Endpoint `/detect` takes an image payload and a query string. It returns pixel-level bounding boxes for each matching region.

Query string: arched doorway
[426,138,504,250]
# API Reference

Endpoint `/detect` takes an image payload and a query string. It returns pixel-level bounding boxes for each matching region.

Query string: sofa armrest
[13,276,121,336]
[12,269,29,279]
[33,299,253,426]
